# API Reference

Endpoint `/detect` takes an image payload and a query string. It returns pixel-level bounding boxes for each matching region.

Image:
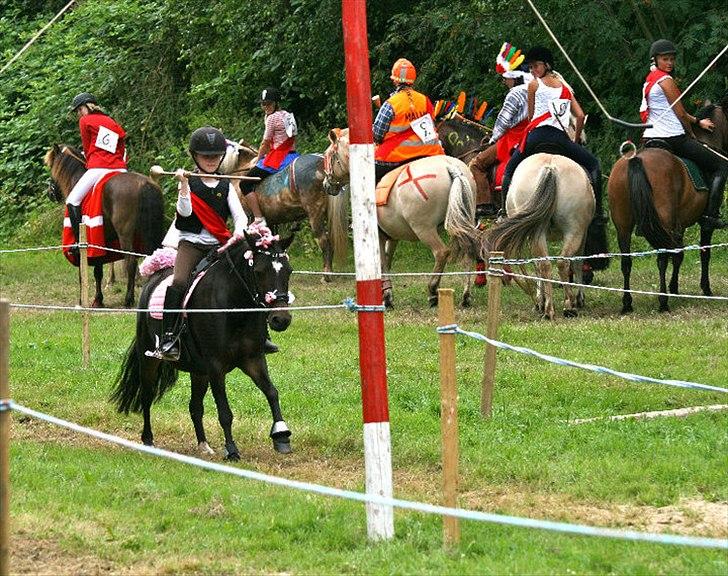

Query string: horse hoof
[461,297,471,308]
[273,440,292,454]
[429,296,438,307]
[582,269,594,285]
[92,299,104,308]
[224,451,240,462]
[198,442,215,455]
[620,306,633,315]
[659,305,670,313]
[321,275,332,284]
[563,309,578,318]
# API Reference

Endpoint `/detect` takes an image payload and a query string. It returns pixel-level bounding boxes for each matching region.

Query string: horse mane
[45,144,86,194]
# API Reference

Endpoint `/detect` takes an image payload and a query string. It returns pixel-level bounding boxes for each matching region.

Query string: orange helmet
[390,58,416,85]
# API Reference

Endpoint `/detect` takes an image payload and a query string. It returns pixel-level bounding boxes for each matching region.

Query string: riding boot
[159,284,184,361]
[66,203,82,257]
[701,171,728,231]
[584,167,610,271]
[264,330,279,354]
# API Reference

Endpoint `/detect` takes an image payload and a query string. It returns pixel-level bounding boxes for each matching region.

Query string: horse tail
[327,186,349,267]
[137,181,166,254]
[110,338,179,414]
[627,156,676,248]
[486,165,558,258]
[444,164,481,262]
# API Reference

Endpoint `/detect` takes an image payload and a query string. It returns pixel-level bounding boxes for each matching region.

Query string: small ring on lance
[148,165,262,181]
[619,140,637,159]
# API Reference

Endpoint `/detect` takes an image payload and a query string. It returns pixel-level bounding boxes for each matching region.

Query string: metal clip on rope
[343,297,386,313]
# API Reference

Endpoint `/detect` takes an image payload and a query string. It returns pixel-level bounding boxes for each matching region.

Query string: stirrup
[264,339,279,354]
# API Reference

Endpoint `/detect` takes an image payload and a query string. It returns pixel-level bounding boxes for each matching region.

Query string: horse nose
[268,309,292,332]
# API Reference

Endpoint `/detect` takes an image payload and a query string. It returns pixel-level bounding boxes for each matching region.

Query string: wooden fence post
[437,288,460,547]
[1,300,11,576]
[481,251,503,418]
[79,224,90,368]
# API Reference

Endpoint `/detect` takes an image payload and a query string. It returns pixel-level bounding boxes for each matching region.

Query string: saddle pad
[376,164,409,206]
[62,170,124,266]
[677,157,708,191]
[148,269,210,320]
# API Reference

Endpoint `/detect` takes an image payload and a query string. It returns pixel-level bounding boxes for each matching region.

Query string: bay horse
[325,128,482,308]
[437,117,489,164]
[45,144,165,307]
[607,100,728,313]
[111,230,295,459]
[225,147,348,281]
[486,154,594,320]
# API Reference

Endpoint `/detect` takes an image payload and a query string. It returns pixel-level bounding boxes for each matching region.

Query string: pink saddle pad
[147,270,209,320]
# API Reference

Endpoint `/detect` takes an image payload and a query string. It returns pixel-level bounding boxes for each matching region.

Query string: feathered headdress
[495,42,525,76]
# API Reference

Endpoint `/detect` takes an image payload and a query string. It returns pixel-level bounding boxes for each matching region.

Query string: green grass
[2,215,727,573]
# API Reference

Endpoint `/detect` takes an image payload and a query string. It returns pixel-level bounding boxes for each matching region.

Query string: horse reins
[224,245,289,308]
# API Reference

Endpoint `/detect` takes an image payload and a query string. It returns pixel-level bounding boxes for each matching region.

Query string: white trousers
[66,168,127,206]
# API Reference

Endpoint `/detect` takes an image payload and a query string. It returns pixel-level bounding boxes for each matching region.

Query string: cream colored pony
[325,128,482,308]
[486,153,594,320]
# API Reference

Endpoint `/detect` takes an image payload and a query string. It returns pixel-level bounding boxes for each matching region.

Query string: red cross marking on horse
[399,164,437,200]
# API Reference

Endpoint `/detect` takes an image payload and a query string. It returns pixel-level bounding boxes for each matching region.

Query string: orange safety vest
[375,89,444,163]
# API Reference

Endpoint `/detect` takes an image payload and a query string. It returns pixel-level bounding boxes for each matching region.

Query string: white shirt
[642,77,685,138]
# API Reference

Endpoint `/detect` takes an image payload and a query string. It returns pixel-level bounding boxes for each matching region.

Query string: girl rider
[240,86,299,222]
[373,58,444,183]
[640,39,728,230]
[66,92,127,254]
[156,126,251,361]
[499,46,606,257]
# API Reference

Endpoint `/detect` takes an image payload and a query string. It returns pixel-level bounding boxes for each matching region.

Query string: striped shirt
[263,110,291,148]
[489,85,529,144]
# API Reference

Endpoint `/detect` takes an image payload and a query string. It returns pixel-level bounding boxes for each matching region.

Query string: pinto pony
[325,128,482,308]
[486,154,594,320]
[111,231,295,459]
[45,144,165,307]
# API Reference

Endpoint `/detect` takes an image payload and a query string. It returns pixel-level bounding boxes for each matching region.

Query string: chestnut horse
[45,144,165,307]
[607,100,727,313]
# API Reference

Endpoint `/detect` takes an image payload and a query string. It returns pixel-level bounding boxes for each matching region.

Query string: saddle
[376,164,409,206]
[642,139,709,191]
[62,171,126,266]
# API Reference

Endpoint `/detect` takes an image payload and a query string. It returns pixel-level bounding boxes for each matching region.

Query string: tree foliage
[1,0,726,240]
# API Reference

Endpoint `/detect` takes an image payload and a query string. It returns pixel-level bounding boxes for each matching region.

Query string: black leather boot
[701,172,728,231]
[66,203,82,256]
[159,285,184,361]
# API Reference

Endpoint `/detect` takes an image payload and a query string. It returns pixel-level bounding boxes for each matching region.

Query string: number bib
[284,112,298,138]
[548,98,571,127]
[95,125,119,154]
[410,114,436,143]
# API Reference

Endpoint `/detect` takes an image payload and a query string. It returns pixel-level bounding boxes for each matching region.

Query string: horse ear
[280,234,295,252]
[328,128,340,144]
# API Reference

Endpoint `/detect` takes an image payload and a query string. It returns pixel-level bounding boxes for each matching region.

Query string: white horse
[325,128,482,308]
[486,154,594,319]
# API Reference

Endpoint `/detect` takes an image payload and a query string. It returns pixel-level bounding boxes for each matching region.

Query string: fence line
[2,400,725,550]
[436,324,728,394]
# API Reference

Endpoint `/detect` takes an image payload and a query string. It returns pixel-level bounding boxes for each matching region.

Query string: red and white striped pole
[341,0,394,540]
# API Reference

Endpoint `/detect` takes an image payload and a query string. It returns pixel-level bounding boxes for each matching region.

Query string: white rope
[9,302,352,314]
[0,0,77,75]
[4,401,726,549]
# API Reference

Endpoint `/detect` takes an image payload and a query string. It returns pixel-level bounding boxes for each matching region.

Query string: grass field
[2,212,727,574]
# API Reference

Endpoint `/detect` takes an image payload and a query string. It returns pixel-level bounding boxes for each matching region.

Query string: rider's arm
[490,89,528,143]
[527,80,537,120]
[372,102,394,144]
[175,172,192,217]
[227,184,249,236]
[570,96,585,143]
[658,77,713,137]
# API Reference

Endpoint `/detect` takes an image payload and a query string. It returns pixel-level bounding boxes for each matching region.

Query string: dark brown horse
[45,144,165,307]
[607,102,727,313]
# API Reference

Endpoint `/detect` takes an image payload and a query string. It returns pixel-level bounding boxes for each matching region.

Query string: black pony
[111,231,294,459]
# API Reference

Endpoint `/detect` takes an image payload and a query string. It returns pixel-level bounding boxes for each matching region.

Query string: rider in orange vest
[373,58,444,182]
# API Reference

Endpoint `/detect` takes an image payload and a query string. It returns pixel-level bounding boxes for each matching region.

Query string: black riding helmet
[650,39,677,58]
[69,92,97,112]
[188,126,226,173]
[260,86,280,103]
[525,46,554,69]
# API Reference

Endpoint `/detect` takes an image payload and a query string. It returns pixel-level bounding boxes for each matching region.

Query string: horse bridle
[322,145,348,194]
[224,244,290,308]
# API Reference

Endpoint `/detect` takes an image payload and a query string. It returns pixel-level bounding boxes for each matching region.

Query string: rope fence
[0,398,725,550]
